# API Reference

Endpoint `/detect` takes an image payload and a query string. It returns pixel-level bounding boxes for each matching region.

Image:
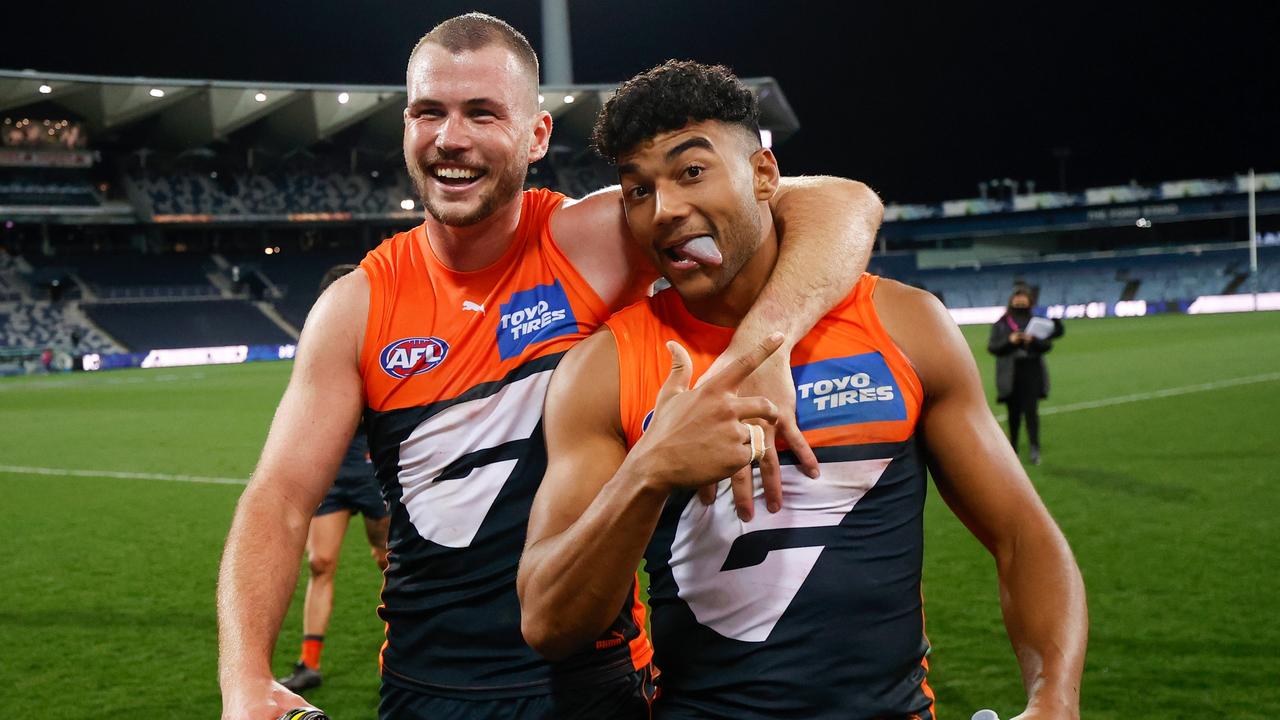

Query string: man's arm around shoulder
[742,175,882,346]
[875,280,1088,720]
[218,270,369,720]
[550,188,657,311]
[549,177,884,320]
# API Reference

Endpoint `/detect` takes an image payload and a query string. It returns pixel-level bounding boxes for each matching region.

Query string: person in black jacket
[988,284,1055,464]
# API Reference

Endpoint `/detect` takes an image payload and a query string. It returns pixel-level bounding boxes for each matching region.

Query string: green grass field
[1,311,1277,718]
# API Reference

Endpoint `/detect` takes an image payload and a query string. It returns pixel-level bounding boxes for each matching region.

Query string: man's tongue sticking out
[674,235,723,267]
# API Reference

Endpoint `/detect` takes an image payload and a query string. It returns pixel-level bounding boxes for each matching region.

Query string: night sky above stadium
[3,1,1275,203]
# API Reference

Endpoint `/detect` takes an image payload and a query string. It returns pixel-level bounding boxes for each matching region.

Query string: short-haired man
[519,60,1088,719]
[218,14,885,720]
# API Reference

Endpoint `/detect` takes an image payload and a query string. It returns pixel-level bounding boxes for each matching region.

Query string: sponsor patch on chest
[791,352,907,430]
[496,280,578,360]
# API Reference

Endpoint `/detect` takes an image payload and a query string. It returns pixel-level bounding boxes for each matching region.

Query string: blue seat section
[80,300,292,351]
[0,180,100,207]
[866,253,919,279]
[0,273,20,301]
[1240,245,1280,293]
[74,254,211,286]
[225,249,370,331]
[887,248,1266,308]
[26,253,220,299]
[130,172,414,216]
[0,302,115,352]
[1124,252,1238,303]
[904,262,1129,308]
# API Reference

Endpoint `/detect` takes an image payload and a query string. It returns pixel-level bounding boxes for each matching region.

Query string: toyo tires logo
[379,337,449,379]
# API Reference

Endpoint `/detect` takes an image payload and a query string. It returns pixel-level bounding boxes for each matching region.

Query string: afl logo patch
[379,337,449,379]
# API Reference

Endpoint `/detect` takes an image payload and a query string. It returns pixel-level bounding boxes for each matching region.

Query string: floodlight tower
[541,0,573,85]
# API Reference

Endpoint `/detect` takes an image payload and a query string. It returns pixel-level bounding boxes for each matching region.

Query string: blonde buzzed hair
[409,12,540,88]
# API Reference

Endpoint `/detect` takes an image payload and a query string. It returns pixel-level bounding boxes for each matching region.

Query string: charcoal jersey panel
[606,274,935,718]
[359,189,652,697]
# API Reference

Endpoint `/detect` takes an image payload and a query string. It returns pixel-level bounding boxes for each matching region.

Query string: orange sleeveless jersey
[358,188,652,697]
[610,274,923,448]
[605,273,937,718]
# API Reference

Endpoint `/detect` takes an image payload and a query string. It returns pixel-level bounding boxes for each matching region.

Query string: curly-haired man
[519,60,1088,720]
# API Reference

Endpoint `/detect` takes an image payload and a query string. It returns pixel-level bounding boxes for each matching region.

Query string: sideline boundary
[0,465,246,485]
[993,371,1280,421]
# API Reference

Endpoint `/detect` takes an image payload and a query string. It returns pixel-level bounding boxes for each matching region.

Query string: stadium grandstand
[0,67,1276,375]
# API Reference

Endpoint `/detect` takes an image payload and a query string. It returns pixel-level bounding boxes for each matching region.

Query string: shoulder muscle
[550,188,656,310]
[529,328,627,542]
[249,268,369,513]
[544,328,623,441]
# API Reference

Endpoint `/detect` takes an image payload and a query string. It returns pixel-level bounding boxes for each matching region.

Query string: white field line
[3,373,1277,487]
[0,371,207,392]
[0,465,246,485]
[994,371,1280,422]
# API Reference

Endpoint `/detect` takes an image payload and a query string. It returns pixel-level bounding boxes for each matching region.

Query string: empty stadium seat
[887,248,1256,308]
[0,301,117,353]
[80,300,293,351]
[129,171,414,217]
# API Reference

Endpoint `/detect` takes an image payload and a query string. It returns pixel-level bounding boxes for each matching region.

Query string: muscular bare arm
[729,175,882,355]
[553,177,882,316]
[518,331,783,660]
[217,271,369,720]
[550,188,658,310]
[875,280,1087,720]
[517,331,663,660]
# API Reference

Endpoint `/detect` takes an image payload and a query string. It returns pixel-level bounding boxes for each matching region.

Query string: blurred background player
[276,264,390,694]
[987,284,1059,464]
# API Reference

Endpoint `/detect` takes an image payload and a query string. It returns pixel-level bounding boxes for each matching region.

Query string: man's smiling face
[403,42,548,227]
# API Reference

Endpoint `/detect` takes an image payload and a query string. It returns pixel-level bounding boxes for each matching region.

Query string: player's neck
[423,192,524,272]
[684,222,779,328]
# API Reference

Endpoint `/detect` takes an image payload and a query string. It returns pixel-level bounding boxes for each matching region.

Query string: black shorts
[378,665,659,720]
[316,473,388,519]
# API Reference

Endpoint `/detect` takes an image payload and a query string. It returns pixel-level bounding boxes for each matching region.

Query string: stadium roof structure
[0,68,801,153]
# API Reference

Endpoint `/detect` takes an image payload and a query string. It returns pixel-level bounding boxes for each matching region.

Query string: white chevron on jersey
[396,369,553,548]
[670,456,892,642]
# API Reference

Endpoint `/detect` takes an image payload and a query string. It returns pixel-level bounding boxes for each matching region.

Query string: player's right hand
[220,678,318,720]
[627,332,784,502]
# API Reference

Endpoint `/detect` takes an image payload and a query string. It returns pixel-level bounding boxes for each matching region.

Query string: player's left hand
[695,343,820,520]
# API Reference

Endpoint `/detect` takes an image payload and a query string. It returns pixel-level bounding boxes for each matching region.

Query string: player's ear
[751,147,780,202]
[528,110,553,164]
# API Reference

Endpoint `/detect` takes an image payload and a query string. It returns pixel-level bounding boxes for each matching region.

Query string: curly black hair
[592,60,760,164]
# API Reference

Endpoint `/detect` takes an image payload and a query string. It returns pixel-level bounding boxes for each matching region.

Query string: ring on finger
[748,424,766,464]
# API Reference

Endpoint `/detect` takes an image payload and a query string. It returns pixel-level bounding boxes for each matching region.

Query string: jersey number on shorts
[670,457,892,642]
[393,370,554,548]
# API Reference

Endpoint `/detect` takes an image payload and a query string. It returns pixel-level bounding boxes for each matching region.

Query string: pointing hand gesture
[627,332,786,514]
